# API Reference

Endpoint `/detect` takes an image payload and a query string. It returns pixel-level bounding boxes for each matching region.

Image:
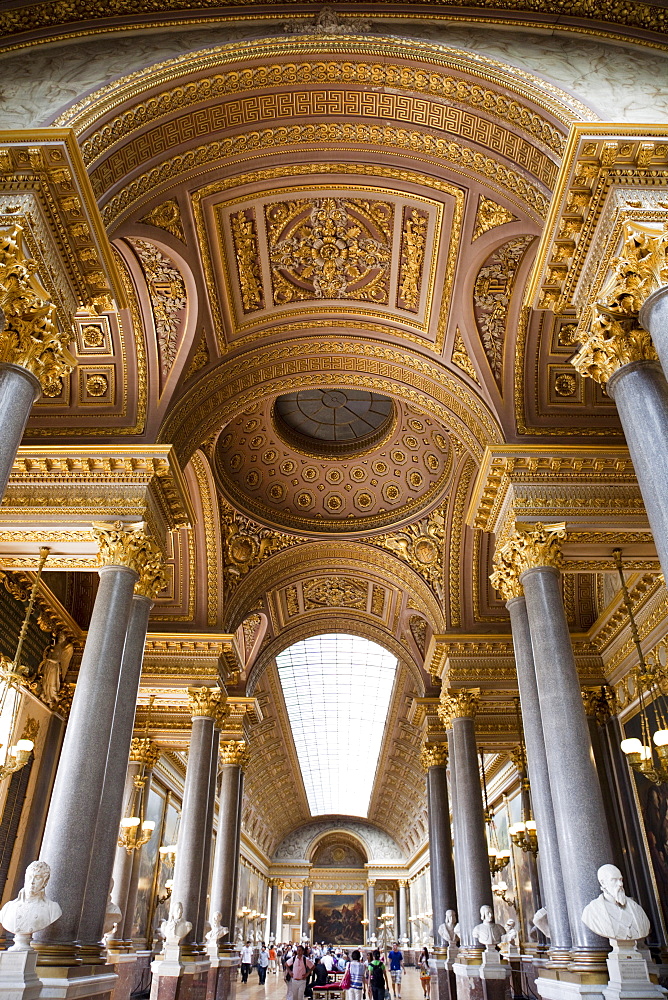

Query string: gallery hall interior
[3,4,668,1000]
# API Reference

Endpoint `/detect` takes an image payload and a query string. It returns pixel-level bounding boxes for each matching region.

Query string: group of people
[238,941,433,1000]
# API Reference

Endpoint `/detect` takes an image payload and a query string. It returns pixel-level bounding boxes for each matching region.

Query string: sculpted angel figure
[38,633,73,708]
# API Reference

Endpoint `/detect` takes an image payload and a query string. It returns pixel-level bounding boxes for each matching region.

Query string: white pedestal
[480,950,507,982]
[604,942,667,1000]
[0,948,42,1000]
[537,975,607,1000]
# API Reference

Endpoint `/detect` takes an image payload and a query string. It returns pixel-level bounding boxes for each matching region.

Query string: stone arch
[309,830,369,868]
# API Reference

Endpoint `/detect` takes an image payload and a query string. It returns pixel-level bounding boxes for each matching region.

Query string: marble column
[107,742,162,952]
[398,882,408,943]
[208,740,248,953]
[301,884,311,940]
[196,727,220,945]
[440,691,493,955]
[490,570,571,966]
[78,588,159,963]
[367,882,376,942]
[421,743,457,950]
[502,523,612,972]
[269,882,281,943]
[165,687,224,962]
[33,525,159,967]
[0,363,40,500]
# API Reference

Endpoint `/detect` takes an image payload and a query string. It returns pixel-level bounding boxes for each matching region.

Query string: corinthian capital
[570,225,667,385]
[93,521,163,576]
[188,686,225,720]
[129,737,161,769]
[419,742,448,770]
[0,225,75,393]
[494,522,565,581]
[134,540,167,601]
[439,688,480,726]
[219,739,249,769]
[490,537,524,603]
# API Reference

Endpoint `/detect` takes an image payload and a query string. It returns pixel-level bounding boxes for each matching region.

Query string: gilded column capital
[366,879,376,889]
[490,537,524,603]
[570,226,667,385]
[398,879,408,888]
[219,738,249,769]
[419,742,449,770]
[188,685,225,721]
[439,688,480,726]
[493,521,566,580]
[134,540,167,601]
[581,686,617,725]
[508,746,527,773]
[129,737,161,769]
[93,521,161,576]
[0,224,75,394]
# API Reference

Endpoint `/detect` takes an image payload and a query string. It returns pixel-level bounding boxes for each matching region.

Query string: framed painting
[313,893,364,944]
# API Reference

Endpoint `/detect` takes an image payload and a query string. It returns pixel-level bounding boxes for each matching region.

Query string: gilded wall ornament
[0,225,74,394]
[184,335,210,380]
[129,737,162,768]
[472,196,517,242]
[303,577,367,611]
[139,199,186,243]
[451,328,480,384]
[473,236,534,384]
[409,615,428,655]
[223,511,295,593]
[570,227,668,384]
[188,685,225,720]
[128,238,186,380]
[266,197,392,304]
[93,521,163,576]
[284,7,372,35]
[581,686,617,725]
[489,541,524,603]
[438,688,480,725]
[397,208,428,313]
[231,210,263,313]
[134,542,167,601]
[419,743,448,770]
[373,509,445,601]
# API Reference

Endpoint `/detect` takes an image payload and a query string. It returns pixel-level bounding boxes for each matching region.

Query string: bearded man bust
[581,865,650,942]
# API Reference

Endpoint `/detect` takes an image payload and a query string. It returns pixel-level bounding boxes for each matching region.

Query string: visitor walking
[240,941,253,983]
[419,949,431,999]
[368,950,390,1000]
[347,949,366,1000]
[258,944,270,984]
[388,942,404,1000]
[286,944,315,1000]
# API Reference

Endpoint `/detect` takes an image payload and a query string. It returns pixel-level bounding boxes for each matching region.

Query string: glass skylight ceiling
[276,634,398,817]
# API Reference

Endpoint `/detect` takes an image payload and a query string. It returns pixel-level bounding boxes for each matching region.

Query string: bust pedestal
[0,949,41,1000]
[604,942,667,1000]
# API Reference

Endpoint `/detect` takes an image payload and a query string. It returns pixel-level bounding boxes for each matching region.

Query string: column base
[454,961,509,1000]
[106,954,138,1000]
[603,942,668,1000]
[150,956,210,1000]
[432,957,458,1000]
[37,964,117,1000]
[537,970,607,1000]
[205,955,239,1000]
[0,947,42,1000]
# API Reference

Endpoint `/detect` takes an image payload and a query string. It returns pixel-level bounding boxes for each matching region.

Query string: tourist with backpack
[368,949,390,1000]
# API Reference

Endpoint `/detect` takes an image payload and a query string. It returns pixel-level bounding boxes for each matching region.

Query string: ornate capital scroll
[508,746,527,773]
[581,686,617,725]
[490,536,524,602]
[93,521,160,575]
[219,738,249,769]
[571,226,667,385]
[129,737,161,769]
[438,688,480,726]
[494,522,566,582]
[419,742,448,770]
[134,540,167,600]
[0,225,75,393]
[188,685,224,720]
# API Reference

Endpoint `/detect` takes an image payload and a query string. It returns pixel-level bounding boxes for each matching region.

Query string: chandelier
[508,700,539,856]
[480,748,510,874]
[617,549,668,783]
[0,547,50,781]
[118,696,156,852]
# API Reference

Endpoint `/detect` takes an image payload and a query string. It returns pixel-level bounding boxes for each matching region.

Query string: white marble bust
[0,861,62,951]
[500,919,520,955]
[160,902,192,946]
[205,911,228,945]
[103,881,122,937]
[438,909,458,946]
[532,908,550,939]
[581,865,650,943]
[472,905,504,948]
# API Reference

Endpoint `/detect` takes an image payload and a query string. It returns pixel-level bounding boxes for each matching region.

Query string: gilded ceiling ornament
[373,509,445,600]
[303,577,367,611]
[472,196,517,242]
[451,328,480,384]
[284,7,372,34]
[241,613,262,650]
[570,227,668,385]
[495,521,566,580]
[93,521,162,576]
[397,208,428,313]
[438,688,480,725]
[0,225,74,394]
[231,210,263,313]
[266,197,392,304]
[188,685,224,720]
[409,615,428,655]
[473,236,534,385]
[129,737,161,768]
[128,238,186,380]
[489,539,524,603]
[581,685,617,725]
[134,541,168,601]
[139,199,186,243]
[419,743,448,770]
[220,739,250,769]
[223,511,294,594]
[184,335,210,380]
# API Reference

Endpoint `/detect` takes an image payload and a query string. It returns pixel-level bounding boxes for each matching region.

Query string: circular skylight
[274,389,393,454]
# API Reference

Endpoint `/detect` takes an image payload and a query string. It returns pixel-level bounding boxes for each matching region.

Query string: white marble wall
[0,21,667,131]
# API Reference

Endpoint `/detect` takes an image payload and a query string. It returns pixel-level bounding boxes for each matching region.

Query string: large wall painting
[313,893,364,944]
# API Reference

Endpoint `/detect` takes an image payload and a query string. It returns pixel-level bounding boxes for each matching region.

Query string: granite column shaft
[208,753,245,950]
[426,763,457,947]
[0,363,40,501]
[195,728,220,945]
[507,595,571,963]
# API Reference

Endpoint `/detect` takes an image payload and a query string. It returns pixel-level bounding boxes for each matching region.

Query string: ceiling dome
[274,389,394,455]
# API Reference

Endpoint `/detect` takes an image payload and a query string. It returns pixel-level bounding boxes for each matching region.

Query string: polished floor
[237,967,429,1000]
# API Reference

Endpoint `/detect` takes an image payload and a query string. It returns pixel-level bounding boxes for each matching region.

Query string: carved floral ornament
[571,225,668,386]
[0,225,75,394]
[129,737,162,768]
[93,521,167,594]
[187,685,226,722]
[219,739,250,769]
[419,742,448,770]
[438,688,480,726]
[489,521,566,602]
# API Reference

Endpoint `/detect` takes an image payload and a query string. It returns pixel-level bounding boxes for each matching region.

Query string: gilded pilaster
[133,544,167,601]
[0,224,75,394]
